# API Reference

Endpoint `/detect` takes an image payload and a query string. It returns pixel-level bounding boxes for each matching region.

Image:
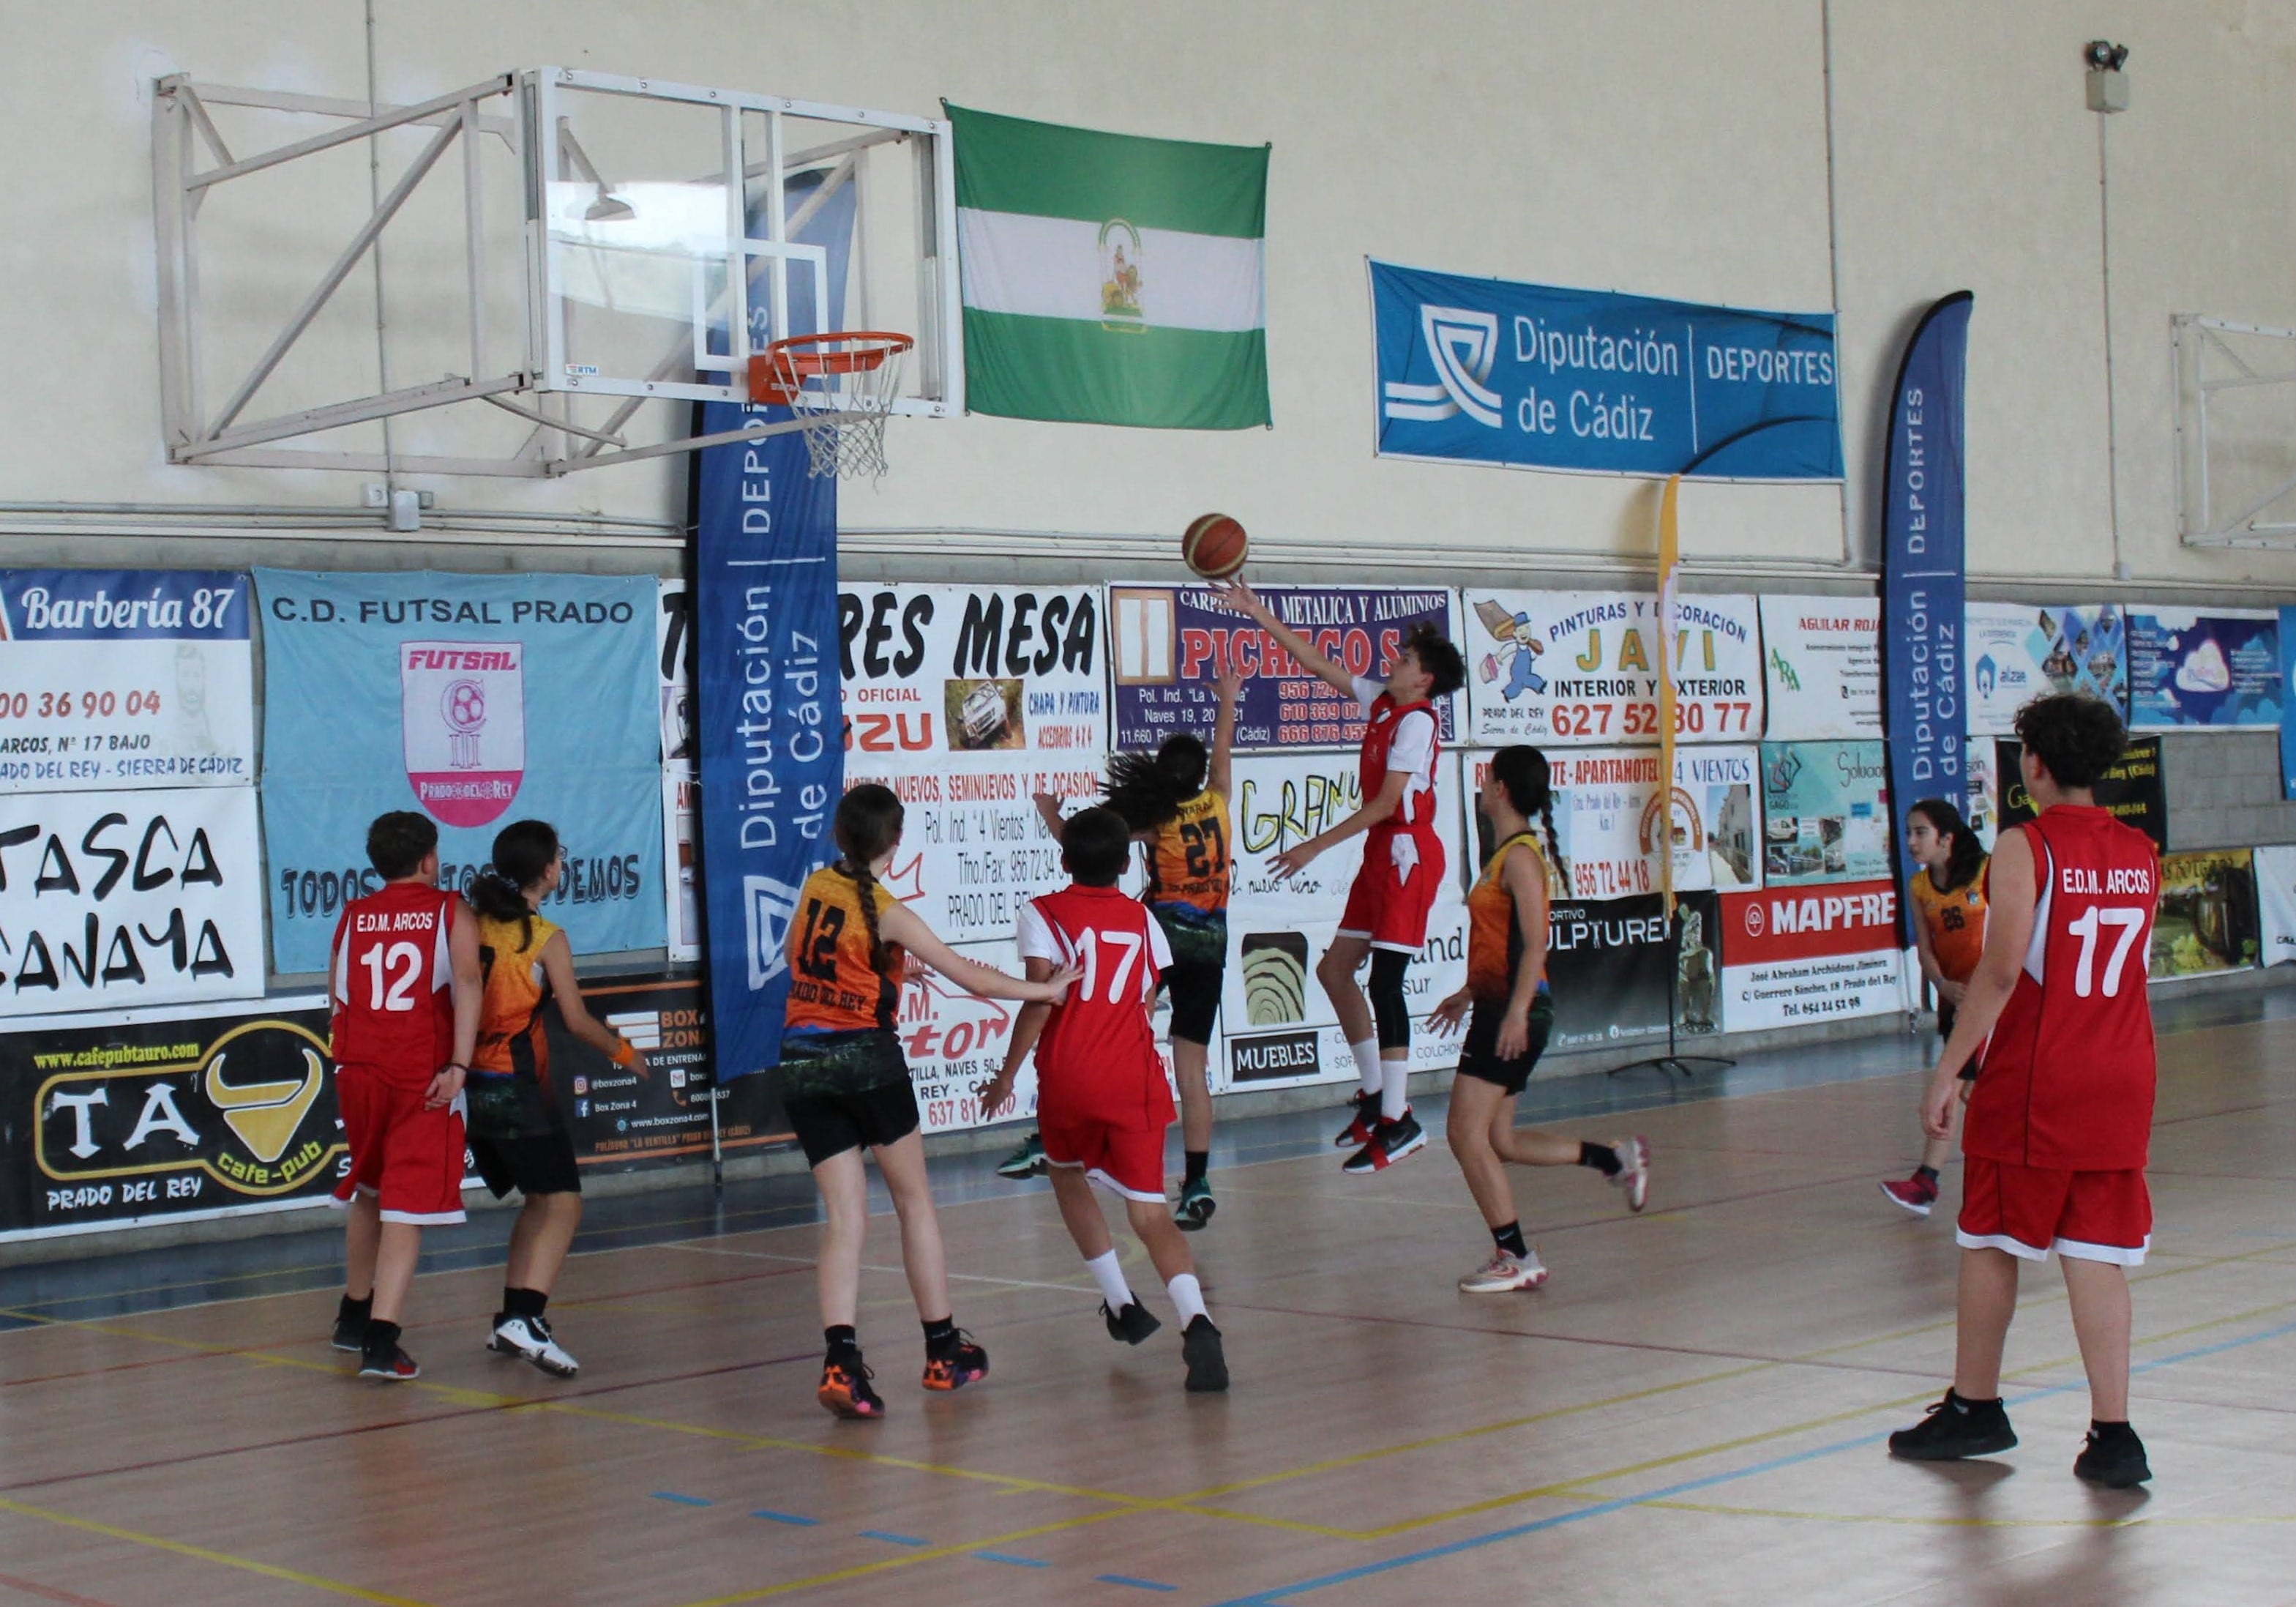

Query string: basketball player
[1880,798,1989,1216]
[464,819,649,1379]
[1212,579,1466,1174]
[782,784,1078,1420]
[980,807,1230,1392]
[327,811,482,1383]
[1888,693,2159,1488]
[1431,748,1650,1291]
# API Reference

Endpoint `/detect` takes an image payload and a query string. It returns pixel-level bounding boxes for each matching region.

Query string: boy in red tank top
[981,808,1229,1392]
[1888,696,2158,1487]
[326,811,482,1382]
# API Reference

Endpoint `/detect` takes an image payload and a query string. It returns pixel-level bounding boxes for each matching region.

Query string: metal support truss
[2174,314,2296,550]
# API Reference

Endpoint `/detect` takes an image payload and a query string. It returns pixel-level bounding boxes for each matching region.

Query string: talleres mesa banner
[1109,582,1458,751]
[253,570,665,974]
[0,570,255,794]
[1369,260,1842,479]
[2126,608,2284,731]
[1719,879,1904,1032]
[1460,589,1762,747]
[1994,736,2166,850]
[1757,594,1880,740]
[1760,740,1891,887]
[1538,746,1761,900]
[2150,848,2259,980]
[1964,602,2128,736]
[1,993,337,1239]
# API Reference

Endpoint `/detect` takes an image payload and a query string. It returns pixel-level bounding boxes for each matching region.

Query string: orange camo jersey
[784,865,903,1034]
[1465,831,1558,1000]
[1143,788,1231,914]
[473,910,559,1084]
[1909,860,1988,983]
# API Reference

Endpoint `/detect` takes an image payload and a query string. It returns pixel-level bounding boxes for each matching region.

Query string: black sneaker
[1333,1091,1380,1149]
[1102,1300,1162,1346]
[1341,1111,1427,1174]
[358,1343,421,1382]
[818,1357,885,1419]
[331,1313,368,1353]
[2073,1425,2152,1488]
[1888,1392,2017,1461]
[1181,1315,1229,1393]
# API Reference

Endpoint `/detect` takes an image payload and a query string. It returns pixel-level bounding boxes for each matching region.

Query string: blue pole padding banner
[2281,605,2296,800]
[1880,291,1974,920]
[1369,260,1844,480]
[692,409,841,1082]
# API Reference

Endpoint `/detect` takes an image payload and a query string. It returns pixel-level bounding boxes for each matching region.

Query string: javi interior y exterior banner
[1369,260,1843,480]
[1460,589,1762,747]
[0,570,254,794]
[1880,291,1972,927]
[254,571,664,974]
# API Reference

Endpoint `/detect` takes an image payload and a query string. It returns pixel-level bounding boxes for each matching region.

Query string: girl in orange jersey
[782,783,1079,1420]
[463,819,648,1379]
[1431,747,1650,1294]
[1880,797,1990,1218]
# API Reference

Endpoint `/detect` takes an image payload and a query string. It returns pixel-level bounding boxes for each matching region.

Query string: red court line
[0,1570,121,1607]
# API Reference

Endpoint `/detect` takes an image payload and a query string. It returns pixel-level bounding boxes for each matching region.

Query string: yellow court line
[0,1495,435,1606]
[1644,1499,2296,1529]
[664,1508,1139,1607]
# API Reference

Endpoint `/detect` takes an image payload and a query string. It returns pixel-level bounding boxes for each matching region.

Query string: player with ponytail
[1431,747,1651,1294]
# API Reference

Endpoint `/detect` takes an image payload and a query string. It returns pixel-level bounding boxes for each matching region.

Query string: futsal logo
[1383,305,1503,428]
[400,641,526,827]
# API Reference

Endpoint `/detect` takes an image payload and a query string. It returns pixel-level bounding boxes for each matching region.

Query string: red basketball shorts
[332,1064,469,1226]
[1339,828,1446,953]
[1956,1155,2150,1266]
[1040,1115,1167,1204]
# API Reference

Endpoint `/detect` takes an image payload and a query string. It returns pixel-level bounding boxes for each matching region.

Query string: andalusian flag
[947,105,1270,429]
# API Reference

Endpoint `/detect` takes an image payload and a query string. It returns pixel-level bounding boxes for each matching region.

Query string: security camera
[2084,40,2129,71]
[2084,41,2130,111]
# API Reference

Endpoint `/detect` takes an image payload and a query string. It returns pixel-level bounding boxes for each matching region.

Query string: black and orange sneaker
[818,1357,885,1420]
[921,1332,989,1392]
[1333,1089,1380,1149]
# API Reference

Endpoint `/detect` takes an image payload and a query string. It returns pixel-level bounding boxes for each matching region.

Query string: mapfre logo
[1383,305,1503,428]
[400,640,526,827]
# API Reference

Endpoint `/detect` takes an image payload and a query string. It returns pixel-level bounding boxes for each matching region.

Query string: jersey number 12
[360,941,425,1012]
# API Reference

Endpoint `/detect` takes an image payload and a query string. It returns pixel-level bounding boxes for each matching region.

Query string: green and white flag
[948,105,1269,429]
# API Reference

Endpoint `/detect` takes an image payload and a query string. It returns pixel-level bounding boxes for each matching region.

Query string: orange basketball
[1182,513,1249,580]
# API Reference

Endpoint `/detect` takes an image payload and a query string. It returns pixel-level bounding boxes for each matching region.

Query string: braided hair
[469,819,559,951]
[1489,745,1566,887]
[1102,733,1208,832]
[834,783,906,982]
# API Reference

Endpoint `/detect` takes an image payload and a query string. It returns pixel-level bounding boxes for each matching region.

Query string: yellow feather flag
[1656,474,1681,923]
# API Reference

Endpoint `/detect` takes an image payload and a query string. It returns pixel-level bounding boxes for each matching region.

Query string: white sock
[1380,1054,1410,1121]
[1350,1039,1383,1097]
[1085,1249,1134,1310]
[1166,1272,1208,1327]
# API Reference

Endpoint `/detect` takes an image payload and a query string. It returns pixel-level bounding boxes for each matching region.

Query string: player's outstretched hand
[1208,578,1268,620]
[1214,660,1245,704]
[1429,988,1473,1035]
[426,1063,467,1111]
[976,1073,1017,1120]
[1035,962,1085,1003]
[1268,840,1321,880]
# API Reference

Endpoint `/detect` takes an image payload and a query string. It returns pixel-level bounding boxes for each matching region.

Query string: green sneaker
[995,1132,1047,1180]
[1175,1176,1216,1231]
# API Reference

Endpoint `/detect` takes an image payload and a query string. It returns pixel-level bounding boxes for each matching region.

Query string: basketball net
[749,332,912,482]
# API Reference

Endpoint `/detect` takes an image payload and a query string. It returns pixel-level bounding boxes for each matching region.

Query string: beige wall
[3,1,2295,594]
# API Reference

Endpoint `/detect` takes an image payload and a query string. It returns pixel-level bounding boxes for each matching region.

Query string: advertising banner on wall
[1964,742,2002,851]
[1,993,339,1239]
[2150,848,2259,980]
[1881,291,1972,928]
[546,972,793,1168]
[1994,737,2166,850]
[1758,594,1880,740]
[1369,260,1843,480]
[1760,740,1891,887]
[1,786,265,1018]
[656,581,701,965]
[1107,582,1457,751]
[1965,602,2128,735]
[2282,608,2296,799]
[2127,608,2285,731]
[1542,890,1724,1053]
[1460,589,1762,747]
[1534,746,1761,900]
[255,570,664,975]
[1219,750,1467,1091]
[1719,880,1904,1032]
[2255,844,2296,968]
[0,570,255,796]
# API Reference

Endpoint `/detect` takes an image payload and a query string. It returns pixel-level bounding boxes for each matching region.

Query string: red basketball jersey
[331,882,460,1089]
[1964,806,2159,1171]
[1359,691,1441,839]
[1019,884,1175,1129]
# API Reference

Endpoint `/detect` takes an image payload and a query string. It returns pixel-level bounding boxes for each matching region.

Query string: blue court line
[859,1529,929,1547]
[973,1551,1051,1567]
[651,1492,713,1507]
[1209,1318,2296,1606]
[1097,1576,1181,1592]
[749,1509,818,1526]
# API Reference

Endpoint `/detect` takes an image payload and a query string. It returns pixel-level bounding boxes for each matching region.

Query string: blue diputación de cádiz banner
[1880,292,1973,923]
[1369,260,1843,480]
[254,570,664,974]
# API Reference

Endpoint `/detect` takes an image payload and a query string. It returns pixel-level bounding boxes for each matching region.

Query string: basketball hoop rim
[764,330,914,378]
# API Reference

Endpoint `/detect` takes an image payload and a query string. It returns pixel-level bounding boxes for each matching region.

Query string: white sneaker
[1458,1250,1549,1293]
[489,1314,579,1378]
[1609,1136,1650,1213]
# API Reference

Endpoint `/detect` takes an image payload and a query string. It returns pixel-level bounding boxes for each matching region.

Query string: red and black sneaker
[1342,1111,1427,1175]
[921,1332,990,1393]
[1333,1090,1380,1149]
[1879,1173,1940,1218]
[818,1357,885,1419]
[357,1343,421,1382]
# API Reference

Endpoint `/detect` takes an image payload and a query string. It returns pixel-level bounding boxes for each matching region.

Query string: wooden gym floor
[4,987,2294,1606]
